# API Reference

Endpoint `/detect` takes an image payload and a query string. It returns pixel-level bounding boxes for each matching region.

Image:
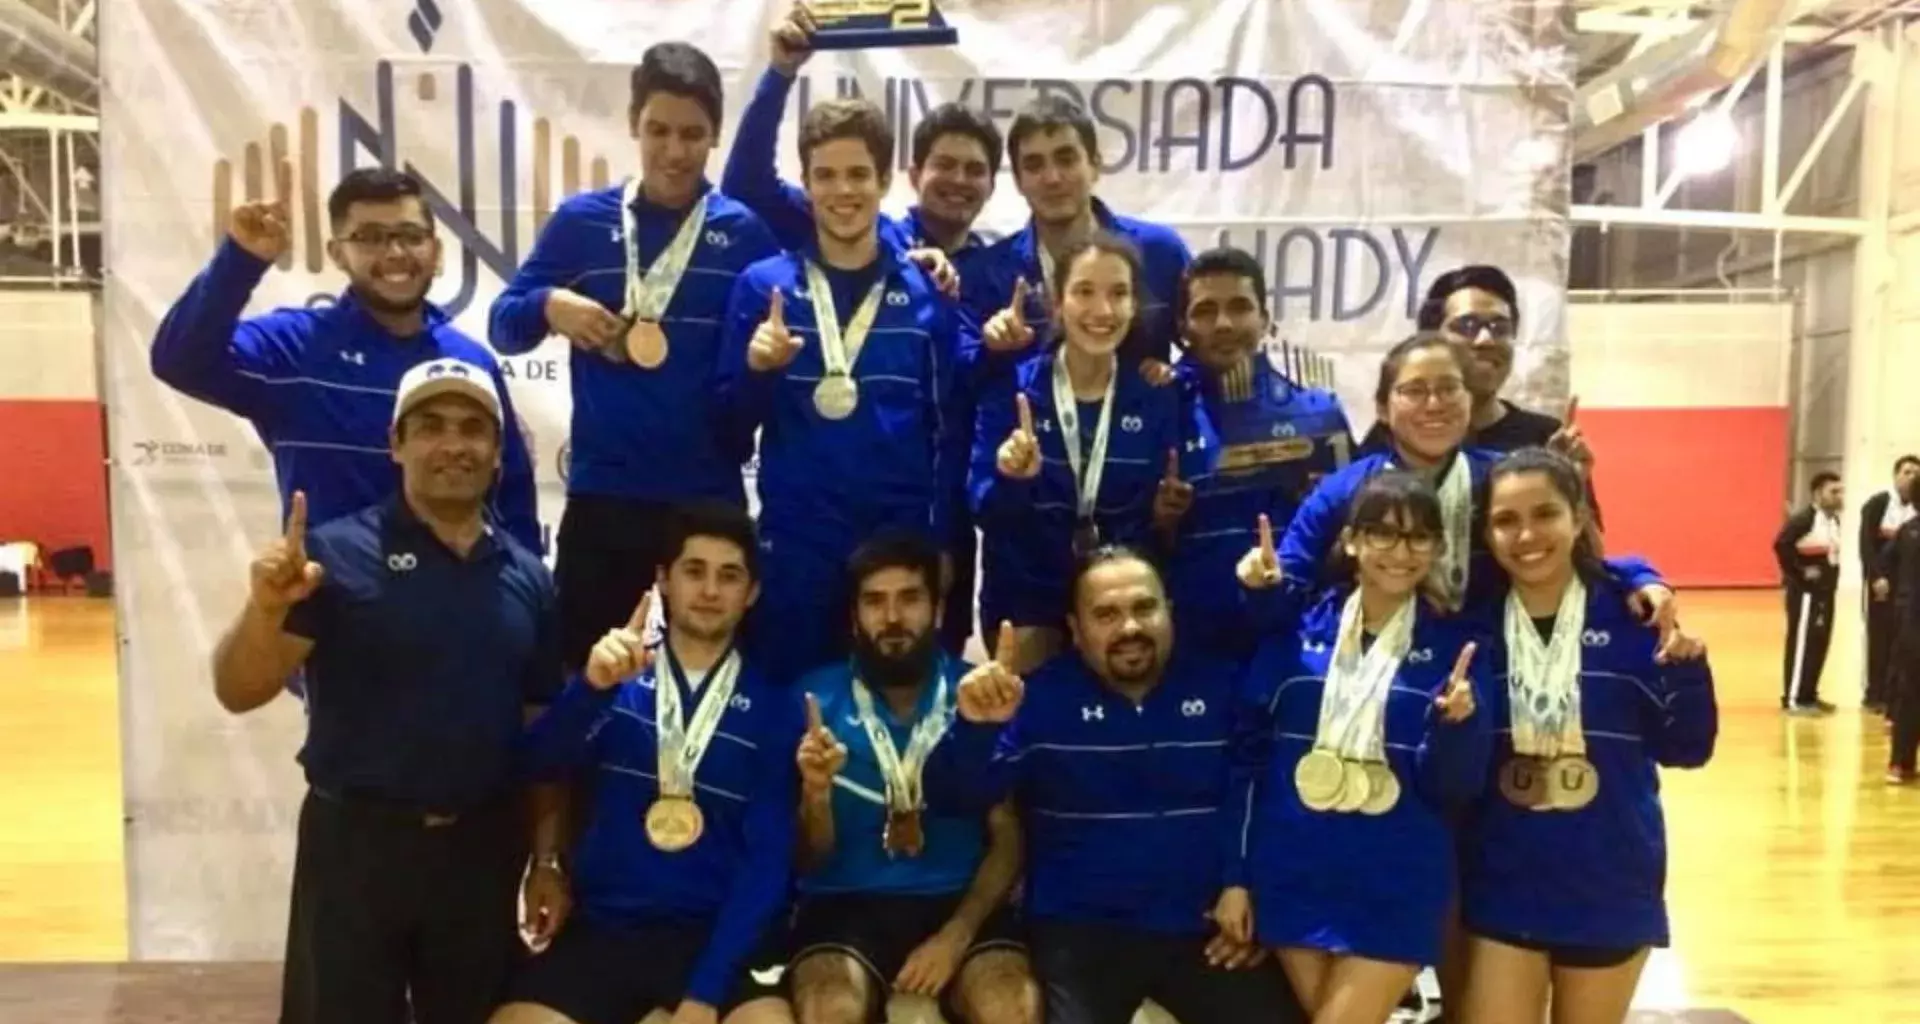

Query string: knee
[955,954,1041,1024]
[790,955,869,1024]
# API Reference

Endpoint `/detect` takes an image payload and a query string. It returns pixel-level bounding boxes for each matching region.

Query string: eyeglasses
[1391,378,1466,405]
[340,224,435,251]
[1447,313,1514,341]
[1357,525,1440,554]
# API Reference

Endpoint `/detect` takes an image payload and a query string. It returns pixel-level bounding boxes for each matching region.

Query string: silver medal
[813,375,859,420]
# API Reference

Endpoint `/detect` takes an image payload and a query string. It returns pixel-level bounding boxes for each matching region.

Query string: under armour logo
[704,230,730,248]
[1180,699,1207,717]
[339,350,366,366]
[1407,648,1435,664]
[1582,630,1611,647]
[1036,418,1053,433]
[1304,641,1328,655]
[1120,415,1144,433]
[730,693,752,711]
[1082,705,1105,722]
[1272,421,1298,438]
[885,290,910,307]
[386,552,419,572]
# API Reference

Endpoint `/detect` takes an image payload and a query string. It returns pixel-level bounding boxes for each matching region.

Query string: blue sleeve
[516,675,619,781]
[149,240,281,421]
[713,270,782,461]
[719,69,817,251]
[488,205,580,355]
[1604,555,1665,594]
[519,569,564,706]
[1223,649,1280,888]
[1240,585,1308,639]
[923,716,1023,816]
[1414,639,1495,806]
[688,692,803,1006]
[1279,469,1353,590]
[490,363,545,554]
[1646,657,1718,769]
[930,296,973,551]
[969,377,1035,524]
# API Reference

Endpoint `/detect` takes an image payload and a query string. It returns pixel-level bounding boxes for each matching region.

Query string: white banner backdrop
[101,0,1571,957]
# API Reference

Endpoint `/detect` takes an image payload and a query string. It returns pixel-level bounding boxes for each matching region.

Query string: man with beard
[494,501,799,1024]
[212,359,559,1024]
[725,5,1001,653]
[1776,471,1846,715]
[490,42,779,671]
[1859,455,1918,713]
[966,97,1193,378]
[152,166,540,552]
[716,98,971,684]
[924,548,1305,1024]
[785,530,1036,1024]
[1164,248,1353,663]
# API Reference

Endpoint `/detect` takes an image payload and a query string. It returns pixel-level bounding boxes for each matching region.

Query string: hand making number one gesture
[996,393,1043,481]
[796,693,848,797]
[1435,642,1478,723]
[1234,513,1283,590]
[1153,448,1195,529]
[983,277,1038,353]
[747,290,803,373]
[586,592,656,690]
[250,490,325,612]
[956,622,1026,724]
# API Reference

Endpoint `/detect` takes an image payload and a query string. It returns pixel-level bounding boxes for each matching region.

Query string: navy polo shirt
[284,496,561,811]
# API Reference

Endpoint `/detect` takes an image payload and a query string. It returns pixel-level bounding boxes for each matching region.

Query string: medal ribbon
[621,179,709,322]
[1312,590,1414,762]
[1432,452,1473,607]
[653,646,743,798]
[803,262,886,382]
[1503,576,1588,759]
[849,673,953,812]
[1051,350,1118,524]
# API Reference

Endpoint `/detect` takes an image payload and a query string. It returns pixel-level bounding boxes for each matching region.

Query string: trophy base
[810,26,960,50]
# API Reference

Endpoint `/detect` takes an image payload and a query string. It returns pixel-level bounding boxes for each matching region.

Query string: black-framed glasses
[340,224,435,251]
[1447,313,1514,341]
[1357,525,1440,554]
[1391,378,1466,405]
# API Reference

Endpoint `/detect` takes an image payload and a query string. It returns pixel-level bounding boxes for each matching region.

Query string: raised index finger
[766,289,786,329]
[1564,394,1580,426]
[1165,447,1181,482]
[1257,513,1276,563]
[1450,642,1478,682]
[804,692,824,734]
[285,490,308,548]
[992,620,1016,668]
[1016,393,1035,437]
[1009,278,1029,325]
[626,589,653,633]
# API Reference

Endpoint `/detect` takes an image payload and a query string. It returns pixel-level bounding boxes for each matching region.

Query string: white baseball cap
[392,358,503,427]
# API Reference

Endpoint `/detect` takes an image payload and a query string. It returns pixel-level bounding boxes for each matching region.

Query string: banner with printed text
[101,0,1571,956]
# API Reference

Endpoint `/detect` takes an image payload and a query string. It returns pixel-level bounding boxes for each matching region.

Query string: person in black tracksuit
[1774,472,1845,715]
[1858,456,1920,713]
[1880,513,1920,783]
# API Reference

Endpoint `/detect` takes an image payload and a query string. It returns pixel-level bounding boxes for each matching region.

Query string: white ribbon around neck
[620,178,709,322]
[653,647,743,798]
[1503,575,1588,759]
[1311,589,1416,762]
[1051,350,1118,524]
[803,262,886,381]
[849,674,953,813]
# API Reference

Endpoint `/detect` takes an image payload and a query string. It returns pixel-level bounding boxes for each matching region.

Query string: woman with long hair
[971,231,1210,672]
[1218,471,1491,1023]
[1456,447,1717,1024]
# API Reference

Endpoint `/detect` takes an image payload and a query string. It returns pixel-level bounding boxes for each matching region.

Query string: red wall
[0,399,112,572]
[1583,406,1788,588]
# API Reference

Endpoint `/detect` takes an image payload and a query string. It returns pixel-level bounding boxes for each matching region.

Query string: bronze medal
[1332,759,1372,813]
[626,319,669,369]
[1545,755,1599,811]
[1294,749,1345,811]
[644,796,704,852]
[883,808,926,858]
[1359,761,1400,816]
[1499,756,1552,810]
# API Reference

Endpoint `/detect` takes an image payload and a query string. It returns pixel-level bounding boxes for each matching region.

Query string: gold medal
[1499,756,1551,810]
[1333,759,1372,813]
[644,796,704,852]
[1545,755,1599,810]
[626,319,668,369]
[813,374,859,420]
[1359,761,1400,816]
[1294,749,1345,811]
[884,808,926,858]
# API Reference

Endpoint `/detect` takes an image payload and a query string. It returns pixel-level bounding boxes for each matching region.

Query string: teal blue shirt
[798,656,985,896]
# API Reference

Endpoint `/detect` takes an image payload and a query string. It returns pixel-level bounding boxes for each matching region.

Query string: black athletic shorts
[1471,927,1645,970]
[504,916,784,1024]
[787,891,1025,1021]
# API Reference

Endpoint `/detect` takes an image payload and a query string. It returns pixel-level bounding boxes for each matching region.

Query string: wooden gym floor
[0,592,1915,1023]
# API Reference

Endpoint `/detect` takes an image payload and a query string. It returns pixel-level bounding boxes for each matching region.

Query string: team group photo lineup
[10,0,1918,1023]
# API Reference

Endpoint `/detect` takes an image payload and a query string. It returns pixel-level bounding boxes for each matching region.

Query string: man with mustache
[490,41,780,672]
[716,97,972,685]
[211,359,560,1024]
[152,167,541,553]
[965,97,1193,381]
[725,5,1002,654]
[784,531,1036,1024]
[1165,248,1354,663]
[923,547,1306,1024]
